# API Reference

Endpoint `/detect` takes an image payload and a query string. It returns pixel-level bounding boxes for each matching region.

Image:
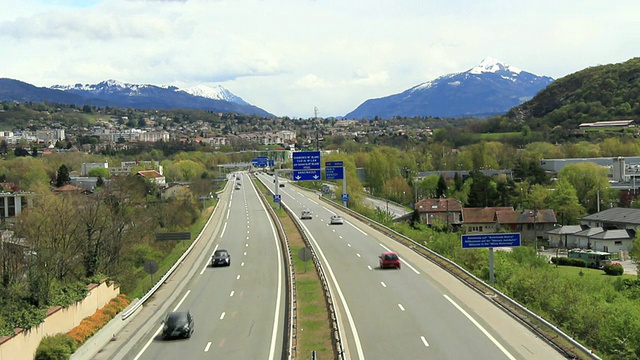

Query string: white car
[301,209,313,220]
[330,215,343,225]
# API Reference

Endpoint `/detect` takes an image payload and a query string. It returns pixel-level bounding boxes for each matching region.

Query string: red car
[379,251,401,269]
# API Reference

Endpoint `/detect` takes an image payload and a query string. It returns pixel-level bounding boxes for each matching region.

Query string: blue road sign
[273,194,282,203]
[341,193,350,202]
[269,159,275,167]
[293,151,321,170]
[293,169,322,181]
[251,158,259,166]
[257,156,268,167]
[325,166,344,180]
[461,233,521,249]
[325,161,344,167]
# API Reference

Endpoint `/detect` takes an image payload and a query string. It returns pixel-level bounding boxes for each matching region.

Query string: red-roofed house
[137,170,166,186]
[414,198,463,229]
[461,207,514,234]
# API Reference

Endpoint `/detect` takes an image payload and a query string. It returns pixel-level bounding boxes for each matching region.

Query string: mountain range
[0,78,273,117]
[345,57,554,119]
[0,57,553,119]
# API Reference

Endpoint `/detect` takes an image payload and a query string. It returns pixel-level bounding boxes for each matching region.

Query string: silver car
[330,215,343,225]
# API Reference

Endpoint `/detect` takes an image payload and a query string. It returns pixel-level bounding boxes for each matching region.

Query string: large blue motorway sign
[461,233,521,249]
[293,169,321,181]
[293,151,321,170]
[325,166,344,180]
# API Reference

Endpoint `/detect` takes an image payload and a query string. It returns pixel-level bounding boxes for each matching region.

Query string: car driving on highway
[301,208,313,220]
[330,215,343,225]
[162,311,194,339]
[211,249,231,267]
[379,251,401,269]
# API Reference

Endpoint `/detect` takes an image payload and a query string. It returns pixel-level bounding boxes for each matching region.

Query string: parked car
[301,208,313,220]
[330,215,343,225]
[379,251,401,269]
[162,311,194,339]
[211,249,231,267]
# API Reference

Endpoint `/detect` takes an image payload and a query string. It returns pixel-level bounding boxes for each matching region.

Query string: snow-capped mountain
[178,84,249,106]
[345,57,554,119]
[46,80,272,117]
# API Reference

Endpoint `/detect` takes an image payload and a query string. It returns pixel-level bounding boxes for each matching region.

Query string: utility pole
[314,106,319,151]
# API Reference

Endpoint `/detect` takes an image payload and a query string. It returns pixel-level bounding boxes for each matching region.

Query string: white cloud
[1,0,639,118]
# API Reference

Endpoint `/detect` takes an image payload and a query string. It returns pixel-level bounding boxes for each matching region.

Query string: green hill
[506,57,640,130]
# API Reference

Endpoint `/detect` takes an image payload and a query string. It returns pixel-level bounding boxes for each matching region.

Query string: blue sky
[2,0,639,118]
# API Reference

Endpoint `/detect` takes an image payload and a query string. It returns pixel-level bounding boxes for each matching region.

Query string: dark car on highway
[162,311,194,339]
[211,249,231,267]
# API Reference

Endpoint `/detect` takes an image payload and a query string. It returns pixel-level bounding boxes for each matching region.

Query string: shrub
[551,257,586,267]
[603,262,624,276]
[35,334,76,360]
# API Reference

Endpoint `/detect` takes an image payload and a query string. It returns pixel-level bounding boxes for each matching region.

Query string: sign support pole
[489,247,494,286]
[342,173,347,207]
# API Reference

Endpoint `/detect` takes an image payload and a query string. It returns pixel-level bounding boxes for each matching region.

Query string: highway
[258,173,565,360]
[132,172,286,360]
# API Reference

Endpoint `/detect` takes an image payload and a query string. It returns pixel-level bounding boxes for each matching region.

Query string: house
[161,184,191,200]
[137,170,166,186]
[546,207,640,253]
[495,209,557,243]
[414,198,463,229]
[461,207,514,234]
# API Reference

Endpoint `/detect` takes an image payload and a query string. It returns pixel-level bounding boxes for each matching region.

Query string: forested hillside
[507,57,640,129]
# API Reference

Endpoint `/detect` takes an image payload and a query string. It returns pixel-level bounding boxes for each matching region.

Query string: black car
[211,249,231,267]
[162,311,194,339]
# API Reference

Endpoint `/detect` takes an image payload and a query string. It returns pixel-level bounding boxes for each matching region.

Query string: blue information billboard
[293,151,321,170]
[293,169,321,181]
[325,166,344,180]
[461,233,521,249]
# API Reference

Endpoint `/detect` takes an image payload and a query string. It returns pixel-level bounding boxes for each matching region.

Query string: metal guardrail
[120,184,228,321]
[257,176,345,360]
[317,195,601,360]
[252,176,297,360]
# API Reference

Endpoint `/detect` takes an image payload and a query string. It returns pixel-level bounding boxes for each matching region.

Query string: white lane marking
[379,244,420,274]
[347,243,351,247]
[226,209,230,219]
[220,312,225,320]
[237,275,241,280]
[367,265,372,270]
[220,222,227,238]
[351,224,367,236]
[398,304,405,311]
[228,201,231,208]
[381,282,386,288]
[200,244,219,275]
[421,336,430,347]
[173,290,191,311]
[230,291,234,297]
[246,243,249,247]
[444,295,516,360]
[339,236,343,239]
[244,252,247,256]
[356,253,361,258]
[298,223,366,359]
[247,230,250,234]
[247,236,250,240]
[241,262,245,267]
[308,198,318,205]
[204,342,212,352]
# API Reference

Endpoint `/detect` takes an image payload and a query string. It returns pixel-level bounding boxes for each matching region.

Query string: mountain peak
[468,57,521,75]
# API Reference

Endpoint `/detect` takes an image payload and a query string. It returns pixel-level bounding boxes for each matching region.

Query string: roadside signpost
[461,233,521,285]
[325,160,348,206]
[293,151,321,182]
[273,194,281,203]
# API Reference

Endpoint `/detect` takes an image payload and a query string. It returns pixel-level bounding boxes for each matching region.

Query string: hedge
[35,294,131,360]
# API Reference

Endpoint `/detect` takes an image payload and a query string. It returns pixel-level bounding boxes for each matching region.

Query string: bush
[35,334,76,360]
[603,262,624,276]
[551,257,587,267]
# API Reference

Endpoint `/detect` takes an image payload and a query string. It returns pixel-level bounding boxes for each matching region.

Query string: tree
[466,170,498,207]
[88,168,110,178]
[559,162,613,213]
[546,179,586,225]
[55,165,71,187]
[31,147,38,158]
[436,174,448,198]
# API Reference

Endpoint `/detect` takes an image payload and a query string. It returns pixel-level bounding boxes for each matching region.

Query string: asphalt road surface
[258,174,566,360]
[129,173,286,360]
